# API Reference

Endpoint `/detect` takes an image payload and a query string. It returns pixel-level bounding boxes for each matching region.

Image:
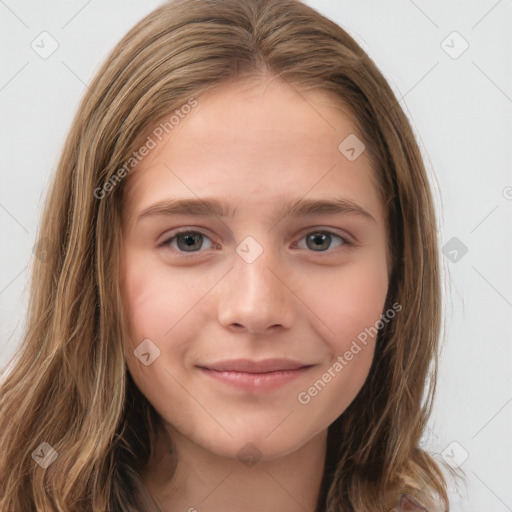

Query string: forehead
[121,76,384,228]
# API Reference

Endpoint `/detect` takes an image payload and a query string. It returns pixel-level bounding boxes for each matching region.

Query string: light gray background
[1,1,511,510]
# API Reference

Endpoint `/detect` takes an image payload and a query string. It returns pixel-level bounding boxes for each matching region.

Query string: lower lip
[198,367,312,391]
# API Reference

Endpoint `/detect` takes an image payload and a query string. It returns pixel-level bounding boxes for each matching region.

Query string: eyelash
[158,228,352,257]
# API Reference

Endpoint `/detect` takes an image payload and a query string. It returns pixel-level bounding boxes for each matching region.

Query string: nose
[217,240,297,335]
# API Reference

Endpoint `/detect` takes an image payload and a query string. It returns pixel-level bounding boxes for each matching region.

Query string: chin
[188,421,323,464]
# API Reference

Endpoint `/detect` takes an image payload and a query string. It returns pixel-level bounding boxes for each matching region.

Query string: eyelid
[157,228,217,254]
[290,229,352,252]
[295,226,355,245]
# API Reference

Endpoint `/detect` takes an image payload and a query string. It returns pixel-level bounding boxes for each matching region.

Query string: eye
[158,228,350,257]
[158,230,215,255]
[293,230,350,252]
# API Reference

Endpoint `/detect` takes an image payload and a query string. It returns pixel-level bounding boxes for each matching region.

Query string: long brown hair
[0,0,456,510]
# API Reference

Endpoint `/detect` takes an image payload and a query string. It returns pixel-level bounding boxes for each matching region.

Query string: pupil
[179,233,201,251]
[308,233,329,251]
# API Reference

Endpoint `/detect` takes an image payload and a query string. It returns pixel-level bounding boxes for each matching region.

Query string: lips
[197,358,315,391]
[199,358,312,373]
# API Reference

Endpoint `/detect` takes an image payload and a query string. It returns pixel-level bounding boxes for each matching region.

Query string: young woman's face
[120,76,389,462]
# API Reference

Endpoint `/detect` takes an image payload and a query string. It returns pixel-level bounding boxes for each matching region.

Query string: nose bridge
[217,235,295,333]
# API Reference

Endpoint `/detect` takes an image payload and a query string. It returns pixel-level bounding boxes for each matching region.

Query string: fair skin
[119,75,390,512]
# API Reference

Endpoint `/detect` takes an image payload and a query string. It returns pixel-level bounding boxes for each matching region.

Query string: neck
[142,424,328,512]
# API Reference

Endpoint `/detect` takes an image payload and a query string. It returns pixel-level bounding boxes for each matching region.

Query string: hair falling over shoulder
[0,0,460,510]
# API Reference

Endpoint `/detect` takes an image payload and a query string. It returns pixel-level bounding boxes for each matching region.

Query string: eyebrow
[135,196,376,224]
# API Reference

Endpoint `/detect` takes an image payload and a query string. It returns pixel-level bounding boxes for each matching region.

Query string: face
[119,76,389,462]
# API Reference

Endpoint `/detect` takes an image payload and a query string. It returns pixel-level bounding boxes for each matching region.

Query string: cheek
[294,257,388,416]
[306,255,389,347]
[120,254,203,387]
[121,253,204,343]
[120,260,208,429]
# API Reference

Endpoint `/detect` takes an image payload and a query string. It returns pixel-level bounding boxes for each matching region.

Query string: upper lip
[199,358,313,373]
